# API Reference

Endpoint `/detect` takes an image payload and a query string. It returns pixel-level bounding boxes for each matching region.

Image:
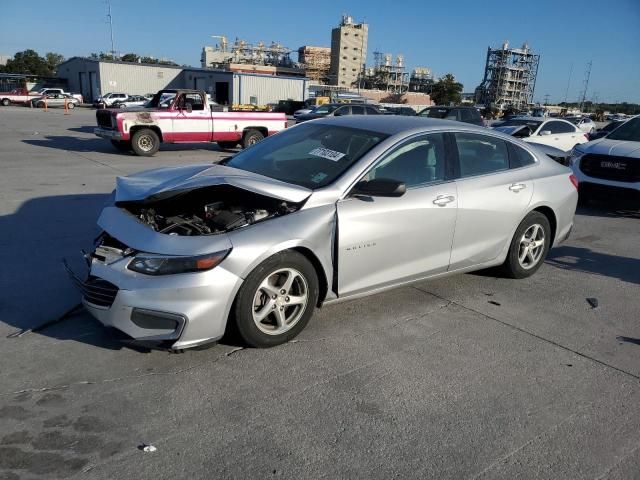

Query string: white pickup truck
[94,89,287,156]
[0,87,83,106]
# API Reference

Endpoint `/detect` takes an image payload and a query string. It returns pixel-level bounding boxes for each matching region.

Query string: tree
[3,49,59,76]
[45,52,65,74]
[430,73,463,105]
[120,52,139,63]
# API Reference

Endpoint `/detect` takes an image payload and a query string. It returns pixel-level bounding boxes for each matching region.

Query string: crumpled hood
[578,139,640,158]
[115,164,312,204]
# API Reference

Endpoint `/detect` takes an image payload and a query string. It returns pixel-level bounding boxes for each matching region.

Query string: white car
[94,92,128,108]
[566,116,596,134]
[111,95,149,109]
[492,117,589,152]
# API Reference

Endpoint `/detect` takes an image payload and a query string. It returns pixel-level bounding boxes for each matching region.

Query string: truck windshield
[607,117,640,142]
[225,123,388,189]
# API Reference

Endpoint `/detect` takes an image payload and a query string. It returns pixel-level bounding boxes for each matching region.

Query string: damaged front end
[66,164,314,349]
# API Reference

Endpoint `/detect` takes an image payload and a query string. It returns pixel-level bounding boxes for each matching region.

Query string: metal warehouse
[57,57,309,105]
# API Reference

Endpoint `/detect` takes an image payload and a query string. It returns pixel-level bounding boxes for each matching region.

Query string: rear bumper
[95,127,122,140]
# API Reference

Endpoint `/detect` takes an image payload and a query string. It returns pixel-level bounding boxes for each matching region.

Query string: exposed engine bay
[118,185,301,236]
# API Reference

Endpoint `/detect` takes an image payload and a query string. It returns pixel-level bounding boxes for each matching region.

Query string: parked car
[31,93,79,109]
[588,120,626,141]
[295,103,381,122]
[417,106,484,126]
[36,88,83,103]
[94,89,287,155]
[94,92,128,108]
[67,116,577,350]
[565,116,596,134]
[492,116,589,152]
[569,116,640,202]
[111,95,150,109]
[272,99,306,116]
[385,106,417,116]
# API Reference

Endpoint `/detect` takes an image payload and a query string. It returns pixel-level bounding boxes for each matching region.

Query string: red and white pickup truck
[0,88,83,106]
[94,89,287,156]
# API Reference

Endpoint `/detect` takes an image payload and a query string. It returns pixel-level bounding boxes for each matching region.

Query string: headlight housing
[127,250,230,276]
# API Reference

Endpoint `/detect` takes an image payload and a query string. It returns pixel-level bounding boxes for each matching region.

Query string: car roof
[425,105,478,110]
[313,115,484,136]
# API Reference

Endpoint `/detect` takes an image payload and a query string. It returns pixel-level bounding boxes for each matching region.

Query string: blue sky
[1,0,639,103]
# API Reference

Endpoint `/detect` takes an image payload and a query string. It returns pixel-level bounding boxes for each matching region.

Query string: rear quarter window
[508,142,536,168]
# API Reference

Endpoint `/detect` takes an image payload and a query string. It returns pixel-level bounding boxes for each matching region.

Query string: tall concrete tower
[329,15,368,87]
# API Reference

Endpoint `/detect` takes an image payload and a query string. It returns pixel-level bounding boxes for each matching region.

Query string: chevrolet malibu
[67,116,578,349]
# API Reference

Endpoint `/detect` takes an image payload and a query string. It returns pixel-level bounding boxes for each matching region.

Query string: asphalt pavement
[0,107,639,479]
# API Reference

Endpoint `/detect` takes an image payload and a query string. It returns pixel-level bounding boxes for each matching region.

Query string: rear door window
[351,105,365,115]
[544,121,575,134]
[454,133,510,177]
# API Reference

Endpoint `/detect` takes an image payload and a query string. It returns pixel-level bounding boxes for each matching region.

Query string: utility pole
[563,63,573,104]
[543,93,550,106]
[578,61,592,113]
[106,0,116,58]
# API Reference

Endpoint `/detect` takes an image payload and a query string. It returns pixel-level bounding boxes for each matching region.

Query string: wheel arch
[243,126,268,138]
[130,124,163,142]
[290,246,329,307]
[531,205,557,244]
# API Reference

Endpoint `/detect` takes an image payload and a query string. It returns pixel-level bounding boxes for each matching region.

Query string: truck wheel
[242,129,264,149]
[111,140,132,152]
[131,129,160,156]
[1,98,9,106]
[217,141,238,150]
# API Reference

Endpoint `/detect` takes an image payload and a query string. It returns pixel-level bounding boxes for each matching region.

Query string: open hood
[115,164,312,204]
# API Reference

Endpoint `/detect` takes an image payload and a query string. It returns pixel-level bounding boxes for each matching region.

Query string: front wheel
[501,211,551,279]
[67,102,75,109]
[131,128,160,156]
[241,129,265,149]
[1,98,9,106]
[232,251,319,348]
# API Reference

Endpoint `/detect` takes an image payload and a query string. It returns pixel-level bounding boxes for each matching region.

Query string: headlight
[127,250,230,276]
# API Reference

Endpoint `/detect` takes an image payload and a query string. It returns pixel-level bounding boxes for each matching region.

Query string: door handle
[433,195,455,206]
[509,183,526,192]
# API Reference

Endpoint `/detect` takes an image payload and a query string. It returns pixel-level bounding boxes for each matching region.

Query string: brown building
[329,15,368,87]
[298,46,331,84]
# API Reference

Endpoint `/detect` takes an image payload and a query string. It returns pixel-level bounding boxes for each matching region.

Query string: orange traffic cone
[43,96,48,112]
[64,97,70,115]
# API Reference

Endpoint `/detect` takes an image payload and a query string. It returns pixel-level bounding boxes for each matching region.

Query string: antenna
[578,61,592,112]
[106,0,116,58]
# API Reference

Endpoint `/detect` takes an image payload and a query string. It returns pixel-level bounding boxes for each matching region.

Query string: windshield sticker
[309,147,346,162]
[310,172,328,184]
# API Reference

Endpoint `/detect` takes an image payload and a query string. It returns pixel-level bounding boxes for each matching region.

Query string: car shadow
[577,203,640,219]
[0,193,154,351]
[546,246,640,285]
[68,126,97,134]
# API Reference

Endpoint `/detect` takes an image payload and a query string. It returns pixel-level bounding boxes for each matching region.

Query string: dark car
[272,99,306,116]
[385,106,417,116]
[295,103,381,122]
[588,120,626,141]
[417,106,484,126]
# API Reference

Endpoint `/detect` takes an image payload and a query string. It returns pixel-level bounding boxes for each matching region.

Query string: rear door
[449,132,534,270]
[171,92,212,142]
[539,120,583,151]
[337,133,458,295]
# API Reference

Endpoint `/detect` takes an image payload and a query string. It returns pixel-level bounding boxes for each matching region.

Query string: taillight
[569,174,579,190]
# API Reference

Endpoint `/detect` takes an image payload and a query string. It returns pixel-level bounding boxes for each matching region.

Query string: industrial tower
[328,15,368,87]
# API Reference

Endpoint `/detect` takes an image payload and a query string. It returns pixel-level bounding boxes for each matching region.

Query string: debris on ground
[616,336,640,346]
[586,297,599,309]
[488,300,501,306]
[140,444,157,453]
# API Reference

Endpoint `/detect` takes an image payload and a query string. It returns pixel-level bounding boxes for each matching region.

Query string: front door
[171,92,212,142]
[337,133,458,296]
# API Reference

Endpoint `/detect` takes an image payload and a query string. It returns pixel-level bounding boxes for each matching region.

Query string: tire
[131,128,160,156]
[241,129,265,149]
[501,211,551,279]
[217,141,238,150]
[36,101,45,108]
[68,102,75,109]
[111,140,132,152]
[119,104,126,109]
[1,98,9,106]
[231,250,319,348]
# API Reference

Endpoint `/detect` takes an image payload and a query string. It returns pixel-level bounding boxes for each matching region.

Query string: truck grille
[96,110,114,129]
[580,154,639,183]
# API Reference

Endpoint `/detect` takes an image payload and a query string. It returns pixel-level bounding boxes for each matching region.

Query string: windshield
[607,117,640,141]
[418,108,450,118]
[499,119,543,131]
[225,123,388,188]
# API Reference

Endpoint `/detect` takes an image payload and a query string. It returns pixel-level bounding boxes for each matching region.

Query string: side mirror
[539,130,551,136]
[352,178,407,198]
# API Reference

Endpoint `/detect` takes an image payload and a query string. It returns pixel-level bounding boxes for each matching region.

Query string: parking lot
[1,106,639,479]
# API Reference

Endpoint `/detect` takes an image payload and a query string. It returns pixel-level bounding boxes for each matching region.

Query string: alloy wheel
[518,224,545,270]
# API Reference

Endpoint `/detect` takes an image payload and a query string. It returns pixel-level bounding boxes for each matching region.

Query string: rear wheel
[232,251,319,348]
[241,129,264,149]
[110,140,132,152]
[1,98,9,106]
[217,141,238,150]
[67,102,75,109]
[501,211,551,279]
[131,128,160,156]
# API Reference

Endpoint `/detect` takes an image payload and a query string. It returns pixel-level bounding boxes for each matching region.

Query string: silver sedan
[68,116,578,349]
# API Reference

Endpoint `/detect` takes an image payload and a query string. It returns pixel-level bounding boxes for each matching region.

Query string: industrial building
[329,15,368,87]
[200,37,304,77]
[361,52,409,93]
[57,57,309,106]
[298,46,331,84]
[475,41,540,110]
